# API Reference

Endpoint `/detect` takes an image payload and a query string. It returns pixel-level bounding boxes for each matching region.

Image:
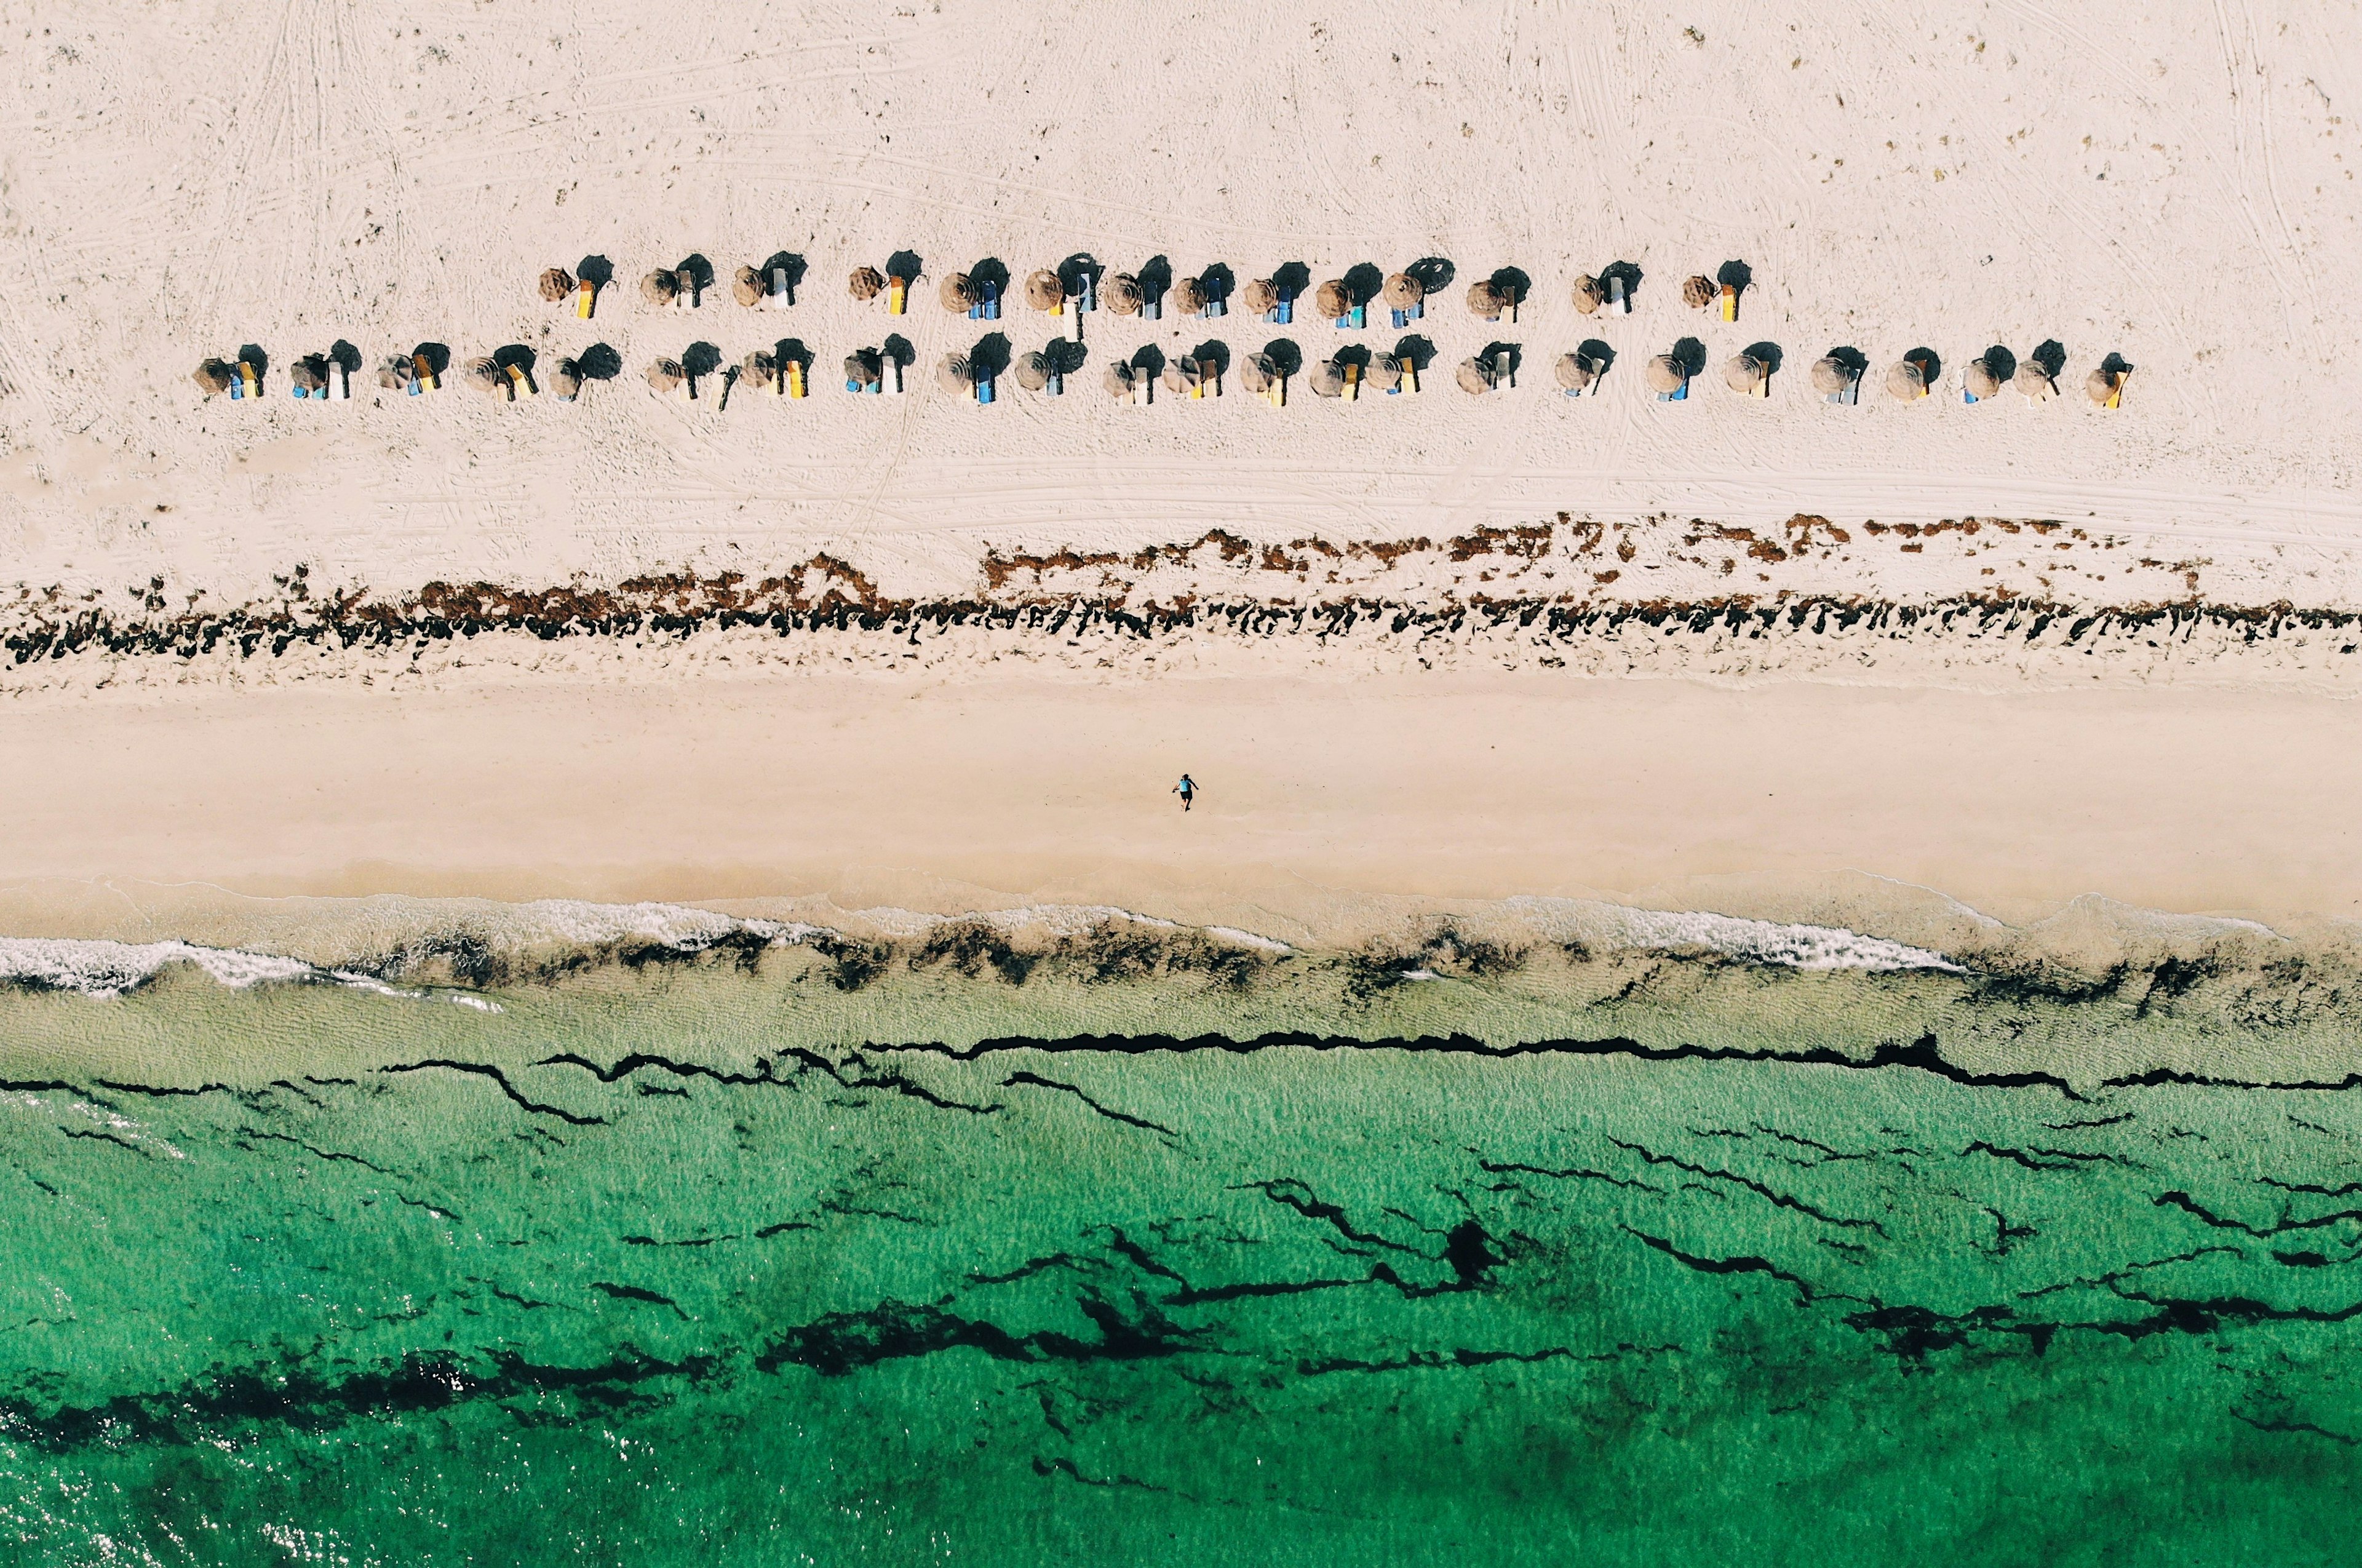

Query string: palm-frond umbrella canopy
[2013,362,2054,400]
[739,351,777,391]
[1314,279,1351,320]
[936,353,973,393]
[1102,273,1144,315]
[1572,274,1605,314]
[1024,269,1064,310]
[1239,353,1276,394]
[1364,355,1402,392]
[1723,353,1767,394]
[1555,352,1597,392]
[539,267,575,302]
[1171,277,1208,316]
[192,357,234,396]
[848,266,885,301]
[1014,351,1051,391]
[290,357,327,394]
[640,270,680,305]
[1240,278,1278,316]
[550,358,584,399]
[1682,275,1716,309]
[464,356,507,397]
[731,266,763,307]
[939,273,977,313]
[1382,272,1423,311]
[1966,358,2003,400]
[1645,355,1686,395]
[646,358,685,394]
[1103,362,1137,398]
[1887,359,1928,401]
[845,349,883,386]
[1457,357,1496,394]
[1162,355,1204,395]
[2085,367,2121,404]
[1310,359,1346,397]
[1810,356,1853,395]
[1467,280,1507,320]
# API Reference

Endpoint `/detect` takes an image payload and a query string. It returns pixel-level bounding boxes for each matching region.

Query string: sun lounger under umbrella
[550,357,583,402]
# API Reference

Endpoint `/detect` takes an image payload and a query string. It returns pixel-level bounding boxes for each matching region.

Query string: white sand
[2,2,2360,934]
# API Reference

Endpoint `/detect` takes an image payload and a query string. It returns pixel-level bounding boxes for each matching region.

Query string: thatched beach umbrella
[1102,273,1143,315]
[2013,362,2054,400]
[732,265,763,307]
[939,273,977,313]
[1456,357,1495,395]
[1682,275,1716,309]
[1314,279,1351,320]
[646,358,685,394]
[1161,355,1204,396]
[2085,367,2121,405]
[1103,361,1137,398]
[848,266,885,302]
[192,357,234,396]
[1723,353,1767,395]
[1365,356,1402,393]
[1382,272,1423,311]
[936,353,973,394]
[1572,274,1605,314]
[739,351,776,391]
[844,349,883,387]
[1810,356,1853,396]
[1240,278,1278,317]
[539,266,575,302]
[641,269,681,306]
[376,356,412,390]
[1310,358,1346,397]
[1554,352,1597,392]
[1887,359,1928,401]
[1172,276,1208,317]
[1239,353,1276,395]
[464,356,507,397]
[550,358,583,400]
[1644,354,1686,395]
[1024,269,1064,311]
[1014,351,1051,391]
[1966,358,2003,400]
[1467,280,1507,320]
[290,357,327,395]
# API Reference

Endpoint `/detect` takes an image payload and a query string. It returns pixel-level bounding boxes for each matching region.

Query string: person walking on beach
[1173,774,1198,812]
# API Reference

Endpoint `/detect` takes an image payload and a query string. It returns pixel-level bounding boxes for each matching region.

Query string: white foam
[1495,897,1962,973]
[0,936,320,999]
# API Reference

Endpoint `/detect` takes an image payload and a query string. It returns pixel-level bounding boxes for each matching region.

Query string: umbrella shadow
[883,333,916,370]
[1130,343,1167,378]
[1393,334,1437,372]
[761,251,807,299]
[410,343,448,377]
[1717,259,1753,293]
[1192,340,1232,377]
[676,255,715,293]
[2098,349,2134,376]
[2030,339,2067,378]
[773,338,813,374]
[1670,336,1706,378]
[577,343,623,381]
[1262,338,1303,377]
[1481,340,1524,379]
[970,258,1011,301]
[1599,260,1644,301]
[1578,339,1616,376]
[1904,345,1944,381]
[888,249,924,284]
[1272,261,1312,297]
[682,341,723,380]
[1979,344,2019,381]
[1742,341,1783,375]
[1488,266,1532,306]
[328,340,363,374]
[1137,255,1173,307]
[1823,344,1868,377]
[969,333,1012,378]
[1406,257,1455,294]
[1058,252,1101,297]
[575,255,614,289]
[238,343,271,375]
[1047,339,1089,376]
[1197,263,1235,308]
[1342,261,1385,305]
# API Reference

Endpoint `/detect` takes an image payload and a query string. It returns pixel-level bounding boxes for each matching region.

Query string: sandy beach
[3,0,2360,941]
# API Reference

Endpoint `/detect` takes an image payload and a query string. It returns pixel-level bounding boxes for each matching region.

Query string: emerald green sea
[6,910,2362,1564]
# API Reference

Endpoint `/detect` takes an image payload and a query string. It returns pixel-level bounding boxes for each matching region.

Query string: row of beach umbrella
[194,338,2131,408]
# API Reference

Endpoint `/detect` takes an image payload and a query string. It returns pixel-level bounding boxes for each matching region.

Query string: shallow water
[5,912,2362,1564]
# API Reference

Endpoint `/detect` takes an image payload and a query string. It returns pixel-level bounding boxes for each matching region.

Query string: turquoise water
[4,923,2362,1562]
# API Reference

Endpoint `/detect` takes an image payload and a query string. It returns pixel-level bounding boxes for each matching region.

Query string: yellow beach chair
[1342,362,1360,402]
[576,279,597,319]
[886,274,907,315]
[1401,356,1420,394]
[2107,371,2128,409]
[238,360,261,398]
[506,364,535,397]
[413,352,439,392]
[1720,284,1738,322]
